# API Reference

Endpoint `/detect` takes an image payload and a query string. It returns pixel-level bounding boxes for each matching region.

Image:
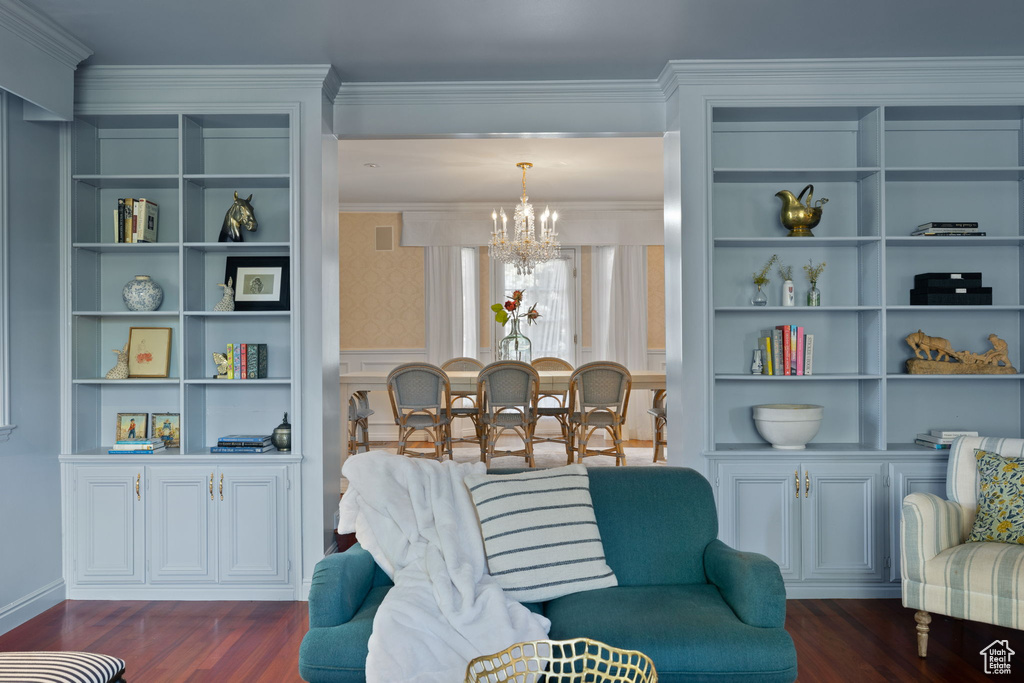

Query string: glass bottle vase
[498,317,532,363]
[807,284,821,306]
[751,283,768,306]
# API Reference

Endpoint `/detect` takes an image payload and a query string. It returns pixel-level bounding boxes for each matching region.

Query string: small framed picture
[128,326,172,378]
[116,413,148,441]
[225,256,290,311]
[152,413,181,448]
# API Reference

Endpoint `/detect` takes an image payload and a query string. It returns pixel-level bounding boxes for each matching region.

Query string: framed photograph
[116,413,148,441]
[225,256,290,311]
[128,326,172,378]
[151,413,181,448]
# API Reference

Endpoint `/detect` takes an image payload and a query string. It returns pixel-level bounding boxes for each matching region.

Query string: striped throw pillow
[0,651,125,683]
[464,464,617,602]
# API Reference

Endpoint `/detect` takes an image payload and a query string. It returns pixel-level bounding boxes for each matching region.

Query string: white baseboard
[0,578,65,636]
[784,583,902,599]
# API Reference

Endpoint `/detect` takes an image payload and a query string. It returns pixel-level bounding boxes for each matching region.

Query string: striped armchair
[901,435,1024,657]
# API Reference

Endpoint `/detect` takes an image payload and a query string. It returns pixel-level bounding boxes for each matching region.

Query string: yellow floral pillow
[968,449,1024,544]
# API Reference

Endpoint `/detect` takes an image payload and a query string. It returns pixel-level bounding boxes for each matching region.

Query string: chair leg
[396,426,408,456]
[915,610,931,658]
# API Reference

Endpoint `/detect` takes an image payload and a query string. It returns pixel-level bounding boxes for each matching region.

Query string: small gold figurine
[213,352,231,379]
[776,184,828,237]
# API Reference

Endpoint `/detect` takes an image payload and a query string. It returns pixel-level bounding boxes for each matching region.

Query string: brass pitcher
[775,184,828,237]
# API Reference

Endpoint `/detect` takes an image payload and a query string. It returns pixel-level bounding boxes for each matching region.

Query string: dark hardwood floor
[0,599,1016,681]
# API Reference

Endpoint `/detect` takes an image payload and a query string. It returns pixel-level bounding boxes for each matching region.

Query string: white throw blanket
[338,452,550,682]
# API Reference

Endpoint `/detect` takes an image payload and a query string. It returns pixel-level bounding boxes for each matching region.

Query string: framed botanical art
[128,327,172,378]
[116,413,148,441]
[225,256,290,311]
[151,412,180,448]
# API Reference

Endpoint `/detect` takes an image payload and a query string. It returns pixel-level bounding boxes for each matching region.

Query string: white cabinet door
[217,466,288,584]
[73,467,144,584]
[716,462,801,581]
[889,461,948,582]
[802,462,886,582]
[148,467,216,583]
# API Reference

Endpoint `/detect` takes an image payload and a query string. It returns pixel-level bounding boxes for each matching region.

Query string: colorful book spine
[240,343,248,380]
[929,429,978,438]
[136,198,158,242]
[771,329,783,376]
[117,198,126,243]
[211,445,274,453]
[233,343,241,379]
[255,343,268,379]
[914,439,951,450]
[246,342,258,379]
[790,325,797,374]
[778,325,791,375]
[759,331,773,376]
[109,449,166,454]
[804,334,814,375]
[226,343,234,379]
[796,326,805,376]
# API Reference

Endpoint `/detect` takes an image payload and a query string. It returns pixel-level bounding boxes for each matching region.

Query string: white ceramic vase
[782,280,795,306]
[122,275,164,311]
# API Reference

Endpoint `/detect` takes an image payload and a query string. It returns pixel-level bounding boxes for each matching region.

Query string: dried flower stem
[804,259,827,285]
[752,254,779,287]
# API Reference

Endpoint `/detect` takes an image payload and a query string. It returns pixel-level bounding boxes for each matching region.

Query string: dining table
[339,368,666,457]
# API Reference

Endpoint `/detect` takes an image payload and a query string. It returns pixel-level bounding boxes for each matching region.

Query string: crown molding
[0,0,92,68]
[339,200,664,213]
[658,57,1024,97]
[336,79,665,107]
[76,65,336,92]
[322,67,343,103]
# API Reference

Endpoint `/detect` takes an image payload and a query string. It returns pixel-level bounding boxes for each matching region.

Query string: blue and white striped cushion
[464,464,617,602]
[0,651,125,683]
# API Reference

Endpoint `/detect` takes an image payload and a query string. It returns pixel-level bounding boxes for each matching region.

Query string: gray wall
[0,94,64,632]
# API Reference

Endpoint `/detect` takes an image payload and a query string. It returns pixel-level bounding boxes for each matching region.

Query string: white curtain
[592,245,651,440]
[424,246,467,366]
[460,248,479,358]
[502,254,575,365]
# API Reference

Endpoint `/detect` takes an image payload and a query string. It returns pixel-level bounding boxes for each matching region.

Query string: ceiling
[26,0,1024,205]
[26,0,1024,83]
[338,138,664,206]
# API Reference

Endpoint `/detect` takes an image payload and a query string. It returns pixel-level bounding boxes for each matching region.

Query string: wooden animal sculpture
[218,191,258,242]
[214,277,235,312]
[905,329,954,361]
[105,342,129,379]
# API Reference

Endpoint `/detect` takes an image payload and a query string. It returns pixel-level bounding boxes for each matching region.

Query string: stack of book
[109,437,166,454]
[757,326,814,376]
[910,272,992,306]
[212,435,274,453]
[219,343,269,379]
[114,198,159,243]
[912,221,985,237]
[914,429,979,449]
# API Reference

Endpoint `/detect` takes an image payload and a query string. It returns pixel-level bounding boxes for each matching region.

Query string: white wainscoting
[341,348,666,442]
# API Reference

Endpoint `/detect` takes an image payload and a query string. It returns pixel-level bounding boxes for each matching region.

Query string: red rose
[504,300,516,311]
[511,290,524,302]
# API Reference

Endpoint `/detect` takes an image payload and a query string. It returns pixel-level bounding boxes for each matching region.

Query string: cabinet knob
[136,473,141,501]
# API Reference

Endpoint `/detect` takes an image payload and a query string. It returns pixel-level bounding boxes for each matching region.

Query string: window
[491,247,580,365]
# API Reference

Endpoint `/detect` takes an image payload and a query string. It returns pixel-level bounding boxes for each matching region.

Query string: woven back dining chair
[347,390,374,454]
[530,356,574,463]
[568,361,632,466]
[477,360,540,467]
[386,362,453,460]
[441,357,485,457]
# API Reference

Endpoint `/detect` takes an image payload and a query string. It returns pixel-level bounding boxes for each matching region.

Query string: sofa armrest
[703,539,786,629]
[901,492,967,583]
[307,543,377,628]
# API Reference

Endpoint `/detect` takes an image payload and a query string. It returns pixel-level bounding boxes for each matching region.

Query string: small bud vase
[751,284,768,307]
[807,284,821,306]
[782,280,795,306]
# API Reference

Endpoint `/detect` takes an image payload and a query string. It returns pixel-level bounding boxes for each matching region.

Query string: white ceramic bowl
[752,404,824,449]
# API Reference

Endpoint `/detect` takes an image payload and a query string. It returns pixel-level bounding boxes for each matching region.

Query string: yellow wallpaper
[337,219,665,353]
[338,213,425,349]
[647,246,665,350]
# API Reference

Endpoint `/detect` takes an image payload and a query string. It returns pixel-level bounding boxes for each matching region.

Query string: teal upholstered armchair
[300,467,798,682]
[901,436,1024,657]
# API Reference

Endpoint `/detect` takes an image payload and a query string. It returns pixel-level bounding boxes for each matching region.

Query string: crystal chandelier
[489,162,560,275]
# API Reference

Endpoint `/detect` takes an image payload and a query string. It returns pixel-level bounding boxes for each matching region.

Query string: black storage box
[910,287,992,305]
[913,272,983,289]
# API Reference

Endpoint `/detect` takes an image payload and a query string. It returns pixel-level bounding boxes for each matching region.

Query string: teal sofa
[299,467,798,682]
